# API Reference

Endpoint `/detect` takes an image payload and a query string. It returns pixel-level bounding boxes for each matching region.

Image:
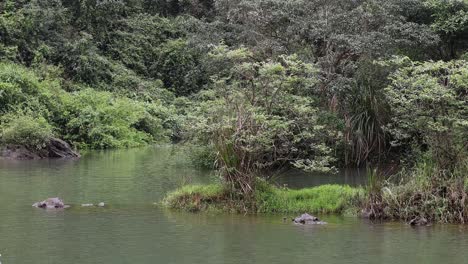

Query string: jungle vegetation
[1,0,467,221]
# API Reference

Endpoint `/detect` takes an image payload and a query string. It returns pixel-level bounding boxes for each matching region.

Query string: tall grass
[362,167,386,219]
[363,158,468,223]
[212,109,259,196]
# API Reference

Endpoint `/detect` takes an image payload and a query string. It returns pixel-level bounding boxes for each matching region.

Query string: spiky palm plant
[343,67,390,166]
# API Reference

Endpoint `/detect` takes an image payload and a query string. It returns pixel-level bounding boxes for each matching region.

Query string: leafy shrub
[184,46,340,193]
[0,62,45,113]
[384,58,468,170]
[133,101,177,142]
[109,64,173,102]
[62,89,153,149]
[1,113,53,149]
[186,144,217,169]
[108,14,180,75]
[60,33,114,86]
[108,14,207,96]
[149,39,207,96]
[0,62,174,149]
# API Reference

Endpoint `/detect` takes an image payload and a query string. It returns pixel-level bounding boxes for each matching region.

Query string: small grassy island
[164,182,363,214]
[164,159,467,224]
[1,0,467,224]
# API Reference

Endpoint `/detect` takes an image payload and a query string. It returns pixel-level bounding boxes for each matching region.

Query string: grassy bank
[164,159,467,224]
[163,181,364,214]
[364,160,468,224]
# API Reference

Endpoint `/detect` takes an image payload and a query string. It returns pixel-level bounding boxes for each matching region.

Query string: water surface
[1,146,466,264]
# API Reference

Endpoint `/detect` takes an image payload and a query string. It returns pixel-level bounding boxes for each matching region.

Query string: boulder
[98,202,105,207]
[1,138,80,160]
[45,138,80,159]
[409,217,429,226]
[292,213,327,225]
[33,197,69,209]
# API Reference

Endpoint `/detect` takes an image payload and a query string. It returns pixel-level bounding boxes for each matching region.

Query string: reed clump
[363,159,468,224]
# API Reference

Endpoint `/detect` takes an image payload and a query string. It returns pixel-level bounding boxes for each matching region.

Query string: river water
[0,146,467,264]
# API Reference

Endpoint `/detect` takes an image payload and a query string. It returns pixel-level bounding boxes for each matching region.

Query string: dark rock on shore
[33,198,69,209]
[0,138,80,160]
[293,213,327,225]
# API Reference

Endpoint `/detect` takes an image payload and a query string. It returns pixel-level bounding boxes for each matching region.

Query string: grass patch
[163,180,364,214]
[255,183,364,214]
[163,184,227,212]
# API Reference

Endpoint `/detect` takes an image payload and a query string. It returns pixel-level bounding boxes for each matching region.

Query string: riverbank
[0,138,80,160]
[363,160,468,224]
[164,160,468,224]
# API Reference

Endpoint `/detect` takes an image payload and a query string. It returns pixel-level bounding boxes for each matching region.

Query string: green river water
[0,146,467,264]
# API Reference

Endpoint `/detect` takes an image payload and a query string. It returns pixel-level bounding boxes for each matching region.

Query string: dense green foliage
[0,63,173,148]
[384,58,468,169]
[183,47,341,193]
[1,0,467,221]
[1,112,53,149]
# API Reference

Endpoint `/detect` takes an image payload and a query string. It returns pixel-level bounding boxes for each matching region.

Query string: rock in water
[409,217,429,226]
[81,203,94,207]
[292,213,327,225]
[1,138,80,160]
[33,197,68,209]
[98,202,105,207]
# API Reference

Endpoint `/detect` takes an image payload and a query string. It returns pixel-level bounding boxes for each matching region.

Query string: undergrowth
[363,159,468,223]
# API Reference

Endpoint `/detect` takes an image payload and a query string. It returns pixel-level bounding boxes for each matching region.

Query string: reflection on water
[0,146,466,264]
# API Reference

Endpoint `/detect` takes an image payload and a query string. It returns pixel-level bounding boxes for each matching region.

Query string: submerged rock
[33,198,69,209]
[409,217,429,226]
[1,138,80,160]
[292,213,327,225]
[80,202,105,207]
